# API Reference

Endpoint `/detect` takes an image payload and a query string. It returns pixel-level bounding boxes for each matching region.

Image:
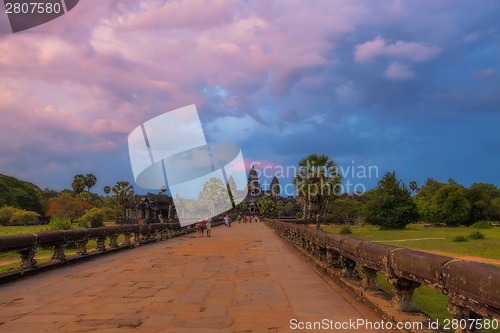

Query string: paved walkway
[0,222,393,332]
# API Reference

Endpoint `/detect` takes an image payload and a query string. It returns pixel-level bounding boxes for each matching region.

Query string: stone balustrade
[0,221,221,283]
[267,220,500,333]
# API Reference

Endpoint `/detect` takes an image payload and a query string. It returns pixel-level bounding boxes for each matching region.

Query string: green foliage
[414,178,445,221]
[330,199,363,224]
[433,184,470,226]
[257,196,277,218]
[77,191,103,207]
[339,226,352,234]
[364,172,419,229]
[452,235,467,242]
[294,153,342,228]
[81,208,105,228]
[467,183,500,222]
[75,218,89,228]
[72,174,87,194]
[84,173,97,191]
[470,221,492,229]
[0,206,18,225]
[198,177,229,215]
[112,181,134,218]
[468,231,485,240]
[48,217,73,230]
[0,174,43,213]
[9,210,40,225]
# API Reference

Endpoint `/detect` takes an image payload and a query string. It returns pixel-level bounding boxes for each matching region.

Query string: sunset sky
[0,0,499,195]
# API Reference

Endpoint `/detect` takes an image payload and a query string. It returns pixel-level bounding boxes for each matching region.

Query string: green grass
[325,224,500,330]
[0,225,126,273]
[323,223,500,260]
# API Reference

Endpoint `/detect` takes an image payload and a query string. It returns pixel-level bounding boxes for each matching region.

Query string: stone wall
[266,220,500,333]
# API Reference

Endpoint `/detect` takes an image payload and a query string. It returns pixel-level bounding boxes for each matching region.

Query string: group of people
[237,214,260,224]
[196,214,261,238]
[196,217,212,238]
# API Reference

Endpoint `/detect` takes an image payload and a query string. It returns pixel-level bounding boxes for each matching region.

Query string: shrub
[468,231,485,240]
[82,208,105,228]
[0,206,18,225]
[48,217,73,230]
[470,221,492,229]
[452,235,467,242]
[75,218,89,228]
[9,210,40,225]
[339,226,352,234]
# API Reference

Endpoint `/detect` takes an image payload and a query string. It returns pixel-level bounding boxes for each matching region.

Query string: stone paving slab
[0,222,396,332]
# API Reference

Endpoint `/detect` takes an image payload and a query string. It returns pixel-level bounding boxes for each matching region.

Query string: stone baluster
[51,243,66,261]
[109,234,119,248]
[96,236,106,252]
[361,266,379,290]
[340,256,358,279]
[19,248,37,270]
[447,303,482,333]
[387,276,421,312]
[76,240,88,255]
[123,231,132,247]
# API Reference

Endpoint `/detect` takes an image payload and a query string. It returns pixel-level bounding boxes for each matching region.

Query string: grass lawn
[323,223,500,260]
[0,224,124,273]
[325,223,500,330]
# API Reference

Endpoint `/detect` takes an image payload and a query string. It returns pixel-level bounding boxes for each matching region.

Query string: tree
[284,202,294,217]
[0,174,43,213]
[364,171,419,229]
[275,200,284,218]
[112,181,134,218]
[293,153,342,229]
[432,184,470,226]
[72,174,86,194]
[103,186,111,196]
[331,199,364,224]
[409,181,418,194]
[45,193,93,220]
[198,177,230,216]
[414,178,445,222]
[467,183,500,223]
[84,173,97,192]
[257,196,277,218]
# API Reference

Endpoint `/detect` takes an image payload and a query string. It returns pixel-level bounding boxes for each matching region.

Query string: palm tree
[85,174,97,192]
[72,174,86,194]
[112,181,134,219]
[293,153,342,229]
[103,186,111,196]
[409,181,418,195]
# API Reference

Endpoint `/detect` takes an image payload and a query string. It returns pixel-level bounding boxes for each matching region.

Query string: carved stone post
[123,232,132,247]
[447,303,482,333]
[341,257,358,279]
[19,248,37,270]
[326,249,341,268]
[109,234,119,248]
[96,236,106,252]
[76,240,88,255]
[134,232,141,246]
[318,246,327,261]
[361,267,379,290]
[388,277,421,312]
[51,243,66,261]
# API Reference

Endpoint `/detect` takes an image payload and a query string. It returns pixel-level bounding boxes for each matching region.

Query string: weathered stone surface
[443,259,500,318]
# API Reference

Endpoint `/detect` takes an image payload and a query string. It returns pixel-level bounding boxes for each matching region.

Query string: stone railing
[0,221,221,283]
[266,220,500,333]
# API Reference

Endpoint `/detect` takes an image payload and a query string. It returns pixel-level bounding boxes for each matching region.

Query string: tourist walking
[197,218,205,238]
[205,218,212,237]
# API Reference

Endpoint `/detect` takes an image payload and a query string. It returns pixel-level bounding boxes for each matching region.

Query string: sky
[0,0,499,196]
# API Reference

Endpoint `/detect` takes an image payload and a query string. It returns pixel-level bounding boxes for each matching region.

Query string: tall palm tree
[112,181,134,219]
[293,153,342,229]
[72,174,86,194]
[85,174,97,192]
[409,181,418,195]
[103,186,111,196]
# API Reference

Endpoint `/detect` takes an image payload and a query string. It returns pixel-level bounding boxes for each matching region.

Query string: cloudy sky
[0,0,499,195]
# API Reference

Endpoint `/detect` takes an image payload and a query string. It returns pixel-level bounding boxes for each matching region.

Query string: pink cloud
[384,61,415,80]
[354,36,441,63]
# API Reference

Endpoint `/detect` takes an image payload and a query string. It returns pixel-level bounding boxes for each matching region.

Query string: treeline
[328,174,500,229]
[0,173,133,227]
